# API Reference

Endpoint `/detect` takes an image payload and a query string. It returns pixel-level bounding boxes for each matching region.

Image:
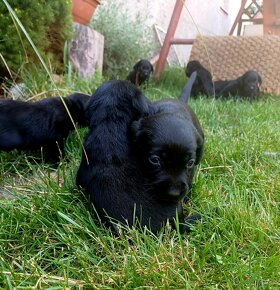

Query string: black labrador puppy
[77,74,203,234]
[214,70,262,100]
[134,71,204,200]
[130,71,204,229]
[0,93,90,162]
[126,59,153,86]
[185,60,214,97]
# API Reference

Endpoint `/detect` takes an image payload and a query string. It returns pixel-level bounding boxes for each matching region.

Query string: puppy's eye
[186,159,195,168]
[149,155,161,167]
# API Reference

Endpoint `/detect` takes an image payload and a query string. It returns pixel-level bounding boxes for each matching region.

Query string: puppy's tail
[178,71,197,103]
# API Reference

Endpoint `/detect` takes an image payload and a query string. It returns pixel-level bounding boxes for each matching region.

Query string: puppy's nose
[168,182,187,197]
[168,188,181,197]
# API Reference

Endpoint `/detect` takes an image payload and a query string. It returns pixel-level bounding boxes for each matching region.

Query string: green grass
[0,69,280,289]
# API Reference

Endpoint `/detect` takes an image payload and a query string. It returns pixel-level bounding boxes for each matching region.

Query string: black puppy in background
[214,70,262,100]
[185,60,214,97]
[186,61,262,100]
[77,74,203,234]
[126,59,153,86]
[0,93,90,162]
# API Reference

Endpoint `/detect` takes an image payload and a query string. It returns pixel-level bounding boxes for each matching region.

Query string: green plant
[91,0,155,79]
[0,0,73,80]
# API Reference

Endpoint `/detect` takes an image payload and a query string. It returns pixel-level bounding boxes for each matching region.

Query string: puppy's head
[134,59,153,83]
[65,93,90,126]
[131,113,203,201]
[185,60,202,77]
[240,71,262,99]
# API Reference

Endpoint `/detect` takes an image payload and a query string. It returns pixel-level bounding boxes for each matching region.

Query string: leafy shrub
[91,0,155,79]
[0,0,73,79]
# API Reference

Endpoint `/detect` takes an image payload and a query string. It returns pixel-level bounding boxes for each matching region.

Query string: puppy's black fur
[77,74,203,234]
[214,70,262,100]
[126,59,153,86]
[76,80,151,228]
[0,93,90,161]
[185,60,214,97]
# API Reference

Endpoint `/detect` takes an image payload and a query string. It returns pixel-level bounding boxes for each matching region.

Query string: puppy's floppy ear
[239,73,246,86]
[195,130,204,165]
[130,119,142,142]
[133,61,141,70]
[130,118,150,154]
[257,73,262,85]
[150,63,154,73]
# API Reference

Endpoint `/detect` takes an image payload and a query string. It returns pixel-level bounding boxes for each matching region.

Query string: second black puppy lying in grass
[126,59,153,87]
[77,73,203,234]
[0,93,90,162]
[214,70,262,100]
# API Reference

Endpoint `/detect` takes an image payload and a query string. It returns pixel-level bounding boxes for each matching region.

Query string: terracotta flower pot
[72,0,101,25]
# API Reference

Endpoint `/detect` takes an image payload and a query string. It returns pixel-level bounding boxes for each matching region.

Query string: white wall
[97,0,242,65]
[170,0,242,64]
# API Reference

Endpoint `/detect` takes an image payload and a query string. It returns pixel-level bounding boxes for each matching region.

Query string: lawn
[0,69,279,289]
